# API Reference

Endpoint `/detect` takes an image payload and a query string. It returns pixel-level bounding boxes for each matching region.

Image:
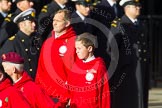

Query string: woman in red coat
[0,63,31,108]
[68,33,110,108]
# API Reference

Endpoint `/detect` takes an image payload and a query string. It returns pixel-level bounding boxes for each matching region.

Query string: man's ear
[65,21,70,27]
[11,66,16,73]
[88,46,93,52]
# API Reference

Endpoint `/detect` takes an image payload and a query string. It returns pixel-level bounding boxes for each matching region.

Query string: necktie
[134,21,138,26]
[113,4,118,17]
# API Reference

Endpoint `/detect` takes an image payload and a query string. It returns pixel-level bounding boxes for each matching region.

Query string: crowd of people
[0,0,149,108]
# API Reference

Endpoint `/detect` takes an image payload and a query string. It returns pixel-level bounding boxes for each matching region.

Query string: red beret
[1,52,24,64]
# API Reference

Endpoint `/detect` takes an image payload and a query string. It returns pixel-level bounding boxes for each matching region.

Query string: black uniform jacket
[109,15,139,108]
[0,9,22,48]
[71,12,94,35]
[0,31,40,79]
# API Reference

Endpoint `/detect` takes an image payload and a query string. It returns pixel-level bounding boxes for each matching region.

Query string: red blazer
[68,57,110,108]
[0,79,31,108]
[14,72,55,108]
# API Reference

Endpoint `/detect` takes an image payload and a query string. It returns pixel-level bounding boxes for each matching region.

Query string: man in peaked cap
[71,0,99,35]
[1,52,56,108]
[0,8,41,80]
[110,0,149,108]
[0,0,34,48]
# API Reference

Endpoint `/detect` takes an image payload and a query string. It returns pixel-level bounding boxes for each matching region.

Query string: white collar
[57,3,66,9]
[54,32,66,39]
[0,12,8,17]
[107,0,116,7]
[129,18,138,23]
[14,76,22,84]
[76,10,85,21]
[83,55,95,63]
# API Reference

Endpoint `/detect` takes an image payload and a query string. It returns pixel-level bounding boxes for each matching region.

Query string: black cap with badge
[13,8,36,23]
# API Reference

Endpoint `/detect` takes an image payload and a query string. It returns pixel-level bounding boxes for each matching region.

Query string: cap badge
[86,0,90,3]
[2,54,6,60]
[31,11,35,17]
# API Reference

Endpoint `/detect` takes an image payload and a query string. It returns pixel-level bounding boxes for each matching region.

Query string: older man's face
[53,12,69,35]
[2,62,14,76]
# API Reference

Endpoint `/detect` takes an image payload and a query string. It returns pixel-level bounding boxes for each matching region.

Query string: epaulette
[4,14,12,22]
[8,36,15,40]
[41,5,48,13]
[111,18,121,28]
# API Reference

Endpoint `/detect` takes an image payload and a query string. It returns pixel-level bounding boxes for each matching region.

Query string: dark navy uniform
[71,12,94,35]
[91,0,123,29]
[0,13,4,27]
[0,9,21,48]
[0,8,41,79]
[110,15,140,108]
[136,17,150,108]
[109,0,150,107]
[0,31,40,79]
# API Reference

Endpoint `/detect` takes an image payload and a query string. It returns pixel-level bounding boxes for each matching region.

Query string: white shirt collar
[58,3,66,9]
[83,55,95,63]
[55,34,59,39]
[129,17,138,23]
[0,12,8,17]
[76,10,85,21]
[54,31,66,39]
[107,0,116,7]
[14,76,22,84]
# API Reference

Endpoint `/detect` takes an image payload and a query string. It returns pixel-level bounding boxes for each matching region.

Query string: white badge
[0,99,2,107]
[85,72,94,81]
[59,45,67,54]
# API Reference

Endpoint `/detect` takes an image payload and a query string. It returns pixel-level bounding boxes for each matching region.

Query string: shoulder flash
[9,36,15,40]
[7,14,12,17]
[41,5,48,13]
[111,18,121,28]
[4,14,13,22]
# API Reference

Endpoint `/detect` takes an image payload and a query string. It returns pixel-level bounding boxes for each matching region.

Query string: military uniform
[110,12,148,108]
[0,8,41,79]
[0,9,21,48]
[92,0,123,28]
[109,0,149,107]
[0,31,40,79]
[110,14,144,108]
[0,13,5,27]
[71,12,94,35]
